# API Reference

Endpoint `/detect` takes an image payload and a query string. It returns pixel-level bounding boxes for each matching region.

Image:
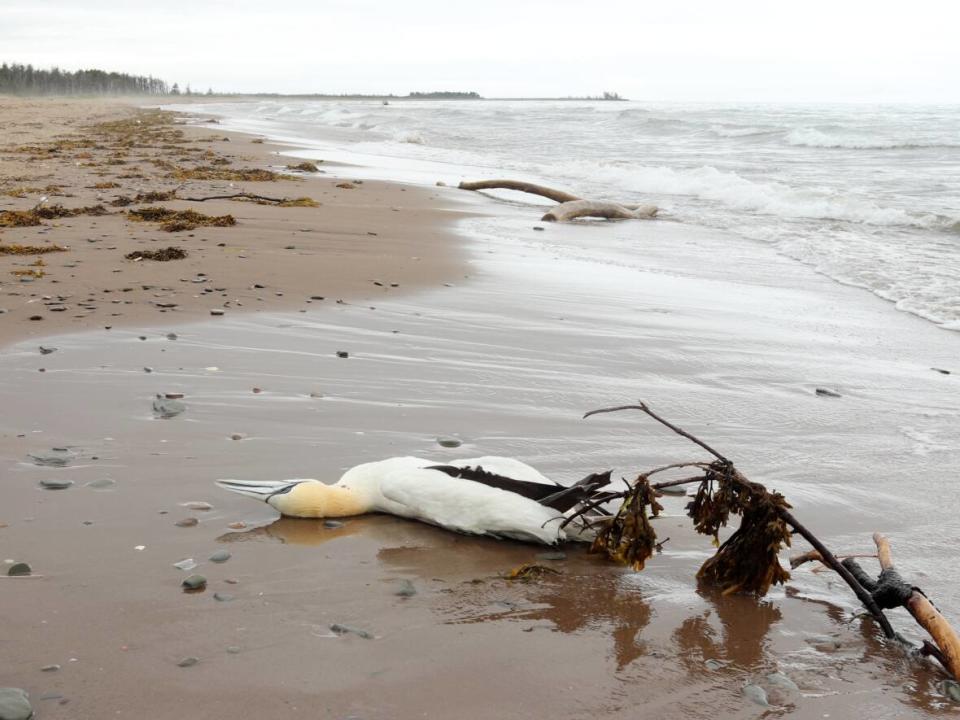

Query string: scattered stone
[436,436,461,448]
[181,575,207,591]
[165,393,185,400]
[330,623,373,639]
[252,387,262,394]
[40,664,60,672]
[535,551,567,562]
[395,579,417,597]
[176,657,199,668]
[213,592,234,602]
[230,433,244,441]
[742,684,769,707]
[29,448,72,467]
[0,687,32,720]
[7,562,31,577]
[209,550,231,564]
[815,387,842,398]
[29,315,43,321]
[703,659,727,671]
[144,367,153,373]
[336,351,349,358]
[181,501,212,511]
[943,679,960,702]
[658,485,687,496]
[153,396,186,418]
[39,479,73,490]
[210,309,225,316]
[165,333,178,340]
[175,517,199,528]
[226,646,241,654]
[533,226,545,231]
[766,672,798,691]
[309,295,324,300]
[38,346,57,355]
[227,521,246,530]
[86,478,116,490]
[323,520,345,529]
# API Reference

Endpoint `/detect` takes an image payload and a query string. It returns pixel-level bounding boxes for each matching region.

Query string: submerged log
[457,179,580,204]
[542,200,658,223]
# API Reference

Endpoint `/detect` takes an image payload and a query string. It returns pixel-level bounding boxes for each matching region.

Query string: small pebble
[742,684,769,707]
[177,657,199,668]
[704,659,727,671]
[41,664,60,672]
[40,479,73,490]
[395,579,417,597]
[213,592,234,602]
[227,521,246,530]
[181,501,212,511]
[181,575,207,591]
[209,550,231,564]
[336,351,349,358]
[175,517,199,528]
[38,346,57,355]
[226,646,241,654]
[766,672,798,691]
[815,387,842,398]
[330,623,373,639]
[436,436,461,448]
[230,433,244,441]
[210,309,225,316]
[7,562,31,577]
[86,478,115,489]
[323,520,345,529]
[0,687,32,720]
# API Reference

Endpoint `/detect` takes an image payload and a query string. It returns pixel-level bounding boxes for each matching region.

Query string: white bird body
[217,456,608,545]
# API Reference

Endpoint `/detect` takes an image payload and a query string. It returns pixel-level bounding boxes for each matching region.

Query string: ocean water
[177,99,960,330]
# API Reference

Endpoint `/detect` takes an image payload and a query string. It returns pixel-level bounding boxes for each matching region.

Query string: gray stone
[395,579,417,597]
[40,664,60,672]
[39,479,73,490]
[208,550,231,564]
[152,396,186,418]
[742,684,769,707]
[175,517,199,528]
[658,485,687,496]
[0,687,32,720]
[943,679,960,703]
[336,350,349,358]
[330,623,373,639]
[815,387,842,398]
[213,592,234,602]
[535,551,567,561]
[436,436,461,448]
[323,520,345,529]
[176,657,199,668]
[29,449,72,467]
[86,478,115,490]
[226,646,241,654]
[7,563,31,577]
[182,575,207,591]
[38,346,57,355]
[703,659,727,671]
[766,672,798,692]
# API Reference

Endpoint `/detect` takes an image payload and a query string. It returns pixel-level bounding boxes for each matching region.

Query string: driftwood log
[454,179,658,223]
[542,200,658,223]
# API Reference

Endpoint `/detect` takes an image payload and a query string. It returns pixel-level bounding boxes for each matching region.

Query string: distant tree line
[0,62,170,96]
[407,91,481,99]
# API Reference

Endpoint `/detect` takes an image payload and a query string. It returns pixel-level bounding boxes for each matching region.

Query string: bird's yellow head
[266,482,368,519]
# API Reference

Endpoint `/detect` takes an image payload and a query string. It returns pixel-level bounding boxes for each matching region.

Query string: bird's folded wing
[379,468,566,544]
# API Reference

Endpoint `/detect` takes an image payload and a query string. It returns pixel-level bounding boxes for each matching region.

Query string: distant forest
[0,62,169,96]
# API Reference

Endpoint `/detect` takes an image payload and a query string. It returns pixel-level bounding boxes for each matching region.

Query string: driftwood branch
[542,200,658,223]
[457,180,580,204]
[180,192,286,203]
[872,533,960,679]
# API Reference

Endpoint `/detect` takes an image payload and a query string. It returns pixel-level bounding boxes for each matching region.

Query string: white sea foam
[786,127,958,150]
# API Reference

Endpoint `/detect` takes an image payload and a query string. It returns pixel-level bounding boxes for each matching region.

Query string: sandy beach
[0,97,466,348]
[3,98,960,720]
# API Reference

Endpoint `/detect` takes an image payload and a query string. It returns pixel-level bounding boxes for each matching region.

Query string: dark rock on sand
[29,449,72,467]
[153,396,186,418]
[0,687,33,720]
[182,575,207,591]
[336,350,349,358]
[38,346,57,355]
[39,479,73,490]
[40,665,60,672]
[815,388,842,398]
[436,436,462,448]
[175,517,199,528]
[330,623,373,639]
[7,562,31,577]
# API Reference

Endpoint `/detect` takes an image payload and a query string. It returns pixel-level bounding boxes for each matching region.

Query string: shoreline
[0,97,472,350]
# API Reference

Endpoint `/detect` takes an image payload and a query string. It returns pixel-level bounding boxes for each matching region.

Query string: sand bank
[0,97,468,349]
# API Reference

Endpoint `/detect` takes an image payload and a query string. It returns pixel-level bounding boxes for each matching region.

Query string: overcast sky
[2,0,957,102]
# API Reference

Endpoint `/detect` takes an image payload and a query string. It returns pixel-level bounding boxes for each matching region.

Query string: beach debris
[39,479,73,490]
[395,579,417,597]
[815,387,842,398]
[0,242,67,255]
[336,350,349,359]
[226,645,242,653]
[176,657,199,668]
[456,179,658,222]
[29,448,73,467]
[210,309,225,316]
[181,575,207,591]
[0,687,33,720]
[178,191,319,207]
[166,333,178,340]
[153,395,186,418]
[28,315,43,321]
[507,563,561,582]
[171,166,289,182]
[181,501,212,511]
[570,401,960,681]
[932,368,952,375]
[287,161,321,172]
[227,522,246,530]
[126,247,187,261]
[7,562,31,577]
[172,559,197,571]
[40,664,60,673]
[436,436,462,448]
[230,433,245,441]
[209,550,231,564]
[175,518,199,528]
[128,207,235,232]
[329,623,373,639]
[335,182,356,190]
[38,346,57,355]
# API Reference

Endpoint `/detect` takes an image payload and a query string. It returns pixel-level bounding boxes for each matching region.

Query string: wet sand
[2,100,960,720]
[0,97,468,348]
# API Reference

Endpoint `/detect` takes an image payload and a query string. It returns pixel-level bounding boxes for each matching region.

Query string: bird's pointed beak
[215,479,308,502]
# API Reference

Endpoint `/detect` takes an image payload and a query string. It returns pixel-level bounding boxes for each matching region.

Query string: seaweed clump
[126,246,187,261]
[128,206,236,232]
[0,243,68,255]
[589,476,662,571]
[286,161,321,172]
[170,166,291,182]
